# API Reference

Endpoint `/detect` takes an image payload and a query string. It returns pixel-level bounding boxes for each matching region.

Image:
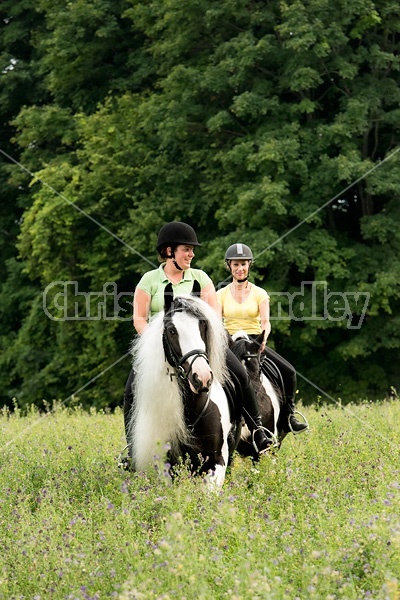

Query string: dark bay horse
[230,331,287,457]
[128,291,242,488]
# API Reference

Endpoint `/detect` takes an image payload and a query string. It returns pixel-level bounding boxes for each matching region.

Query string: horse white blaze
[172,312,213,391]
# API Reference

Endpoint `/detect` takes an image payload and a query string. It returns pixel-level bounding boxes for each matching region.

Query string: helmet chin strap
[172,259,183,271]
[229,267,248,284]
[169,249,183,271]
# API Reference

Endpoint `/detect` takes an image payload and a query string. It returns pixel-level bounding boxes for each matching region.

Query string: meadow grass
[0,399,399,600]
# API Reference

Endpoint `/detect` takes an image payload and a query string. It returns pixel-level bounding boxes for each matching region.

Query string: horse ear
[253,331,265,353]
[226,331,234,349]
[164,282,174,313]
[191,279,201,297]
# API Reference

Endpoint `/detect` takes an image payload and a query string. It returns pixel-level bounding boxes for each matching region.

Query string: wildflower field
[0,399,399,600]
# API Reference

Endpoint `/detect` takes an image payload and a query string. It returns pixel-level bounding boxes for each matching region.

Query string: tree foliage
[1,0,400,408]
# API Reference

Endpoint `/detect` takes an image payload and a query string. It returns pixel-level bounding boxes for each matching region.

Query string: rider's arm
[259,298,271,352]
[133,287,151,335]
[201,282,222,317]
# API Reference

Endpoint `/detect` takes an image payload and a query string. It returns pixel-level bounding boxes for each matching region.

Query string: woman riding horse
[124,222,272,462]
[216,243,309,435]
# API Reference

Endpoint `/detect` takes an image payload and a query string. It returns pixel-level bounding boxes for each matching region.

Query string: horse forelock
[187,295,228,383]
[168,295,202,317]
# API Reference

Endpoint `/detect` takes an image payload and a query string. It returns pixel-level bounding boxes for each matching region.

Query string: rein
[187,394,211,432]
[163,330,209,382]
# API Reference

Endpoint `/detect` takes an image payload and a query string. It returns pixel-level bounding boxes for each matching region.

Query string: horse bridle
[162,319,210,384]
[242,351,261,373]
[243,352,259,361]
[162,304,214,431]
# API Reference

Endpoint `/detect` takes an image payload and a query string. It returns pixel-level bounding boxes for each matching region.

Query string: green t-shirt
[137,264,212,318]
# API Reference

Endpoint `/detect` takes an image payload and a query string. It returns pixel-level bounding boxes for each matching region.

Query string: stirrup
[288,410,309,435]
[251,426,278,455]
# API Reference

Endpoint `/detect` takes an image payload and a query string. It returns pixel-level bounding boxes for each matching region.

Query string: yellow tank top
[216,283,269,335]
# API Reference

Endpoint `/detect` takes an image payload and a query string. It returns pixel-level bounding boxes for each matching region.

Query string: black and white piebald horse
[128,288,242,488]
[230,331,287,456]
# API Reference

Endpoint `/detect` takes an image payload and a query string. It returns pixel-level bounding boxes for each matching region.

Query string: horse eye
[167,325,177,336]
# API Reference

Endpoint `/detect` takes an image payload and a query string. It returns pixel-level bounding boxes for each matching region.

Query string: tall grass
[0,400,399,599]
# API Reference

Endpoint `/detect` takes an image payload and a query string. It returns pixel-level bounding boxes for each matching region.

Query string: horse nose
[191,372,213,393]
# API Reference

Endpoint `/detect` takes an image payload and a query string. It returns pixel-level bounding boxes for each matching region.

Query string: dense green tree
[0,0,49,407]
[2,0,400,408]
[0,0,142,409]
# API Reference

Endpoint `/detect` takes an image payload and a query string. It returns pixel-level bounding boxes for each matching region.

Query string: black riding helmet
[157,221,201,253]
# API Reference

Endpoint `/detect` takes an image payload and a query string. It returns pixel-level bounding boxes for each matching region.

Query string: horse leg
[191,397,230,488]
[124,369,136,441]
[226,350,272,457]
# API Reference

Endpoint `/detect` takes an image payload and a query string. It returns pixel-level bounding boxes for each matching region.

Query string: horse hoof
[116,446,132,471]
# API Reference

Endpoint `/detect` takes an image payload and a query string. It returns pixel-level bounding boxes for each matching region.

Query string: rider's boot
[288,413,308,433]
[286,396,309,434]
[252,416,273,455]
[242,382,272,456]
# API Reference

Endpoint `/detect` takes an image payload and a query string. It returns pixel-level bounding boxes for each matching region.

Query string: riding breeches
[248,338,297,408]
[225,348,262,425]
[225,348,251,391]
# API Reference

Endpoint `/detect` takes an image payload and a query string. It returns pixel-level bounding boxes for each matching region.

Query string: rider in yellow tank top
[216,284,269,335]
[217,243,309,435]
